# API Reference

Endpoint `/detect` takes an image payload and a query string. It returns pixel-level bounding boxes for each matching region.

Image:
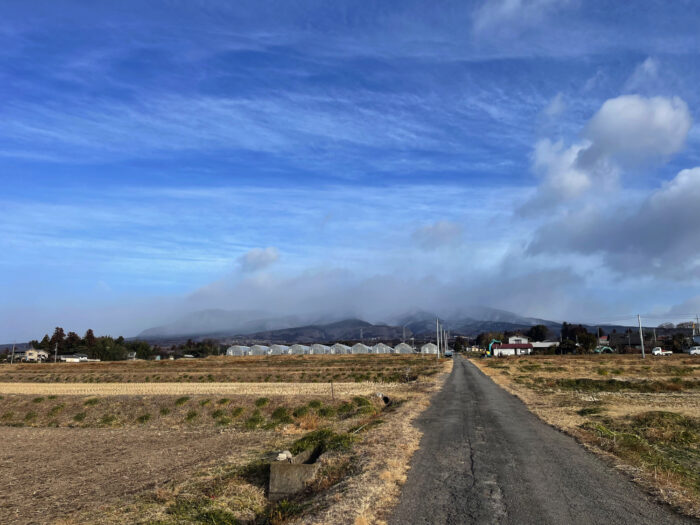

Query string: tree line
[28,327,155,361]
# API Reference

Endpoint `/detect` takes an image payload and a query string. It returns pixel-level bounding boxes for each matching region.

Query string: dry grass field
[0,355,451,525]
[0,354,442,384]
[472,354,700,518]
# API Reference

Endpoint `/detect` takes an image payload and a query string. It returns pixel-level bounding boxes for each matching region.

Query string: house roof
[494,344,533,349]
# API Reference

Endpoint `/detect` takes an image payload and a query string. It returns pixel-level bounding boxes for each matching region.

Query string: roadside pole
[10,342,15,364]
[54,343,58,363]
[638,314,645,359]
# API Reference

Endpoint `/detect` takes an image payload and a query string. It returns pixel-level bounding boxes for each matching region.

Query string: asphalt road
[389,355,697,525]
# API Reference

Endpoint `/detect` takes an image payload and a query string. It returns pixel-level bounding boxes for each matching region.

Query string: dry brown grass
[473,354,700,518]
[0,354,443,384]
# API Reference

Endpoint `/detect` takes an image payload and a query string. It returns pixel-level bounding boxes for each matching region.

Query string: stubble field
[473,354,700,518]
[0,354,450,525]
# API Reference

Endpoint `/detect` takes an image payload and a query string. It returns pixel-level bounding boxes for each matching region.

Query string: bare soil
[0,426,273,525]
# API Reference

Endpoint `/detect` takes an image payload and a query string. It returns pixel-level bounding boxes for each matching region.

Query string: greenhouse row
[225,342,440,356]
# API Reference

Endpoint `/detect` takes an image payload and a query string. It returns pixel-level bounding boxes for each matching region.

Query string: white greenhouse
[269,344,290,355]
[249,345,270,356]
[421,343,439,354]
[351,343,371,354]
[290,344,311,355]
[311,344,331,354]
[331,343,351,354]
[393,343,414,354]
[372,343,392,354]
[226,345,250,356]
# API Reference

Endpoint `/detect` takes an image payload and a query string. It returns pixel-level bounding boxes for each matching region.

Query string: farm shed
[331,343,351,354]
[351,343,371,354]
[372,343,392,354]
[226,345,250,356]
[393,343,414,354]
[311,344,330,354]
[290,344,310,354]
[421,343,438,354]
[269,344,290,355]
[249,345,270,356]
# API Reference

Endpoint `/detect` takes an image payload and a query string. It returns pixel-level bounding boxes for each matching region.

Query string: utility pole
[10,342,15,364]
[638,315,646,359]
[54,343,58,363]
[653,328,657,344]
[436,318,441,360]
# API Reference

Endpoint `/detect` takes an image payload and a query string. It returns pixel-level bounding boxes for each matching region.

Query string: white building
[393,342,414,354]
[530,341,558,351]
[311,344,330,354]
[372,343,392,354]
[269,344,290,355]
[508,335,530,344]
[351,343,371,354]
[331,343,351,354]
[421,343,438,354]
[290,344,311,354]
[492,344,533,356]
[226,345,250,356]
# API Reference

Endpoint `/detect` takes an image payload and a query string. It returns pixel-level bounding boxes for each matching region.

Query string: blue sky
[3,0,700,340]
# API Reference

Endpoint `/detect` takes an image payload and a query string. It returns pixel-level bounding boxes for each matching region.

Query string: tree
[526,325,549,342]
[39,334,51,350]
[578,332,597,352]
[65,331,82,351]
[558,339,578,354]
[50,327,66,352]
[453,336,468,352]
[84,329,96,348]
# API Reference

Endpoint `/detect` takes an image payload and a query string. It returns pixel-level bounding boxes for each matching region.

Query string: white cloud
[580,95,691,166]
[472,0,571,36]
[412,220,464,249]
[237,247,280,273]
[543,92,566,118]
[523,95,691,214]
[624,57,660,92]
[528,167,700,278]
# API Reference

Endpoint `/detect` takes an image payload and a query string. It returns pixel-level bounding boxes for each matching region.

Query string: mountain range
[136,307,563,343]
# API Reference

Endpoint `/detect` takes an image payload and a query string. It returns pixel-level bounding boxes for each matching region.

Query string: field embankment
[472,354,700,518]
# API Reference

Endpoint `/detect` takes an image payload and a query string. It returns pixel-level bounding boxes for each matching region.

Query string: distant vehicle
[444,350,453,358]
[182,354,196,359]
[594,346,615,354]
[651,347,672,356]
[684,346,700,355]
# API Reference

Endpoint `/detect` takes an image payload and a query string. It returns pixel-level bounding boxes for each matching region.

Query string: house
[17,349,49,362]
[421,343,438,354]
[492,343,533,356]
[58,353,88,363]
[330,343,351,354]
[531,341,558,351]
[226,345,250,356]
[508,335,530,344]
[393,342,414,354]
[351,343,371,354]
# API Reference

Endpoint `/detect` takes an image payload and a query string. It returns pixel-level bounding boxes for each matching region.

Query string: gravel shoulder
[389,356,697,525]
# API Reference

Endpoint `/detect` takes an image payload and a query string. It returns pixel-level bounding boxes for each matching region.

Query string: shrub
[577,406,604,416]
[199,399,211,407]
[308,400,322,409]
[352,396,370,407]
[73,412,86,422]
[245,409,264,429]
[231,407,244,418]
[216,416,232,426]
[185,410,198,422]
[175,396,190,406]
[160,407,171,416]
[24,411,37,422]
[290,429,355,455]
[211,409,224,419]
[136,413,151,424]
[318,406,336,418]
[217,398,230,405]
[32,397,45,403]
[337,402,354,415]
[271,407,292,423]
[84,398,99,406]
[254,397,270,407]
[293,406,309,418]
[100,414,117,426]
[49,403,65,416]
